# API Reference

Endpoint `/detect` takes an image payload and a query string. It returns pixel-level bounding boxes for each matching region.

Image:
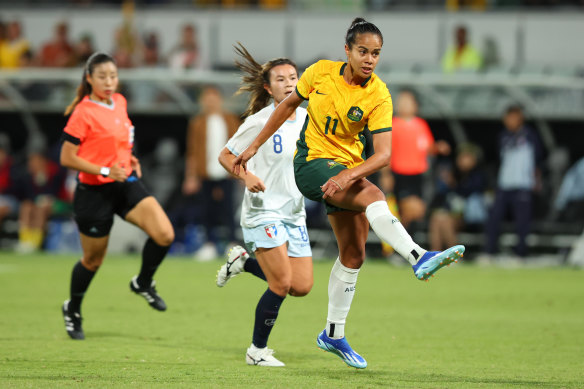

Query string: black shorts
[73,176,151,237]
[393,172,423,201]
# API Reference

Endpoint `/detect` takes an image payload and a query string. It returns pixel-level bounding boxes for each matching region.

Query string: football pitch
[0,254,582,388]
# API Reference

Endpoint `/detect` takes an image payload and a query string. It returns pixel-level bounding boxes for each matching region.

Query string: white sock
[365,200,426,265]
[326,258,359,339]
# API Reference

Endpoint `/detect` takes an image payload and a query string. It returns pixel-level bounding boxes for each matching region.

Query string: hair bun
[351,17,367,26]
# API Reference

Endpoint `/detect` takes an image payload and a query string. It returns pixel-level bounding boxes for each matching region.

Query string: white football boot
[245,344,285,367]
[216,245,249,287]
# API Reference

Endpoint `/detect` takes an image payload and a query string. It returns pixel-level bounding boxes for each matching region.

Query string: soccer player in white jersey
[216,44,313,367]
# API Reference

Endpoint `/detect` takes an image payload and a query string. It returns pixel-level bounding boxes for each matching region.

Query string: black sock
[244,257,266,281]
[252,288,285,348]
[69,260,96,314]
[137,238,170,287]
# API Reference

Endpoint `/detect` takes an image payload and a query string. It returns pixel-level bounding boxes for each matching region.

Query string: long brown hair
[64,52,116,116]
[233,42,297,119]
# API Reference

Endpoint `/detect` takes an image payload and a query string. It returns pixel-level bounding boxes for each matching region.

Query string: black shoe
[62,300,84,340]
[130,276,167,311]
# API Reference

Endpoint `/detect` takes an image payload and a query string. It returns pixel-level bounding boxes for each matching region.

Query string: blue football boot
[413,245,465,281]
[316,329,367,369]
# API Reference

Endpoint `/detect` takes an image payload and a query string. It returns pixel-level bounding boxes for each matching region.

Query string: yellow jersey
[295,60,393,169]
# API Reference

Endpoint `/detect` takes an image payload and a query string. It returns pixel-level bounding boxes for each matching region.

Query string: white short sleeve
[225,114,264,156]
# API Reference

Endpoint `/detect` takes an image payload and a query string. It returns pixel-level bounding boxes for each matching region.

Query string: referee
[60,52,175,340]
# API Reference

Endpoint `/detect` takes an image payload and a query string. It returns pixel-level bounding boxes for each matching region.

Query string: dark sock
[137,238,170,287]
[252,288,285,348]
[244,257,266,281]
[69,260,96,314]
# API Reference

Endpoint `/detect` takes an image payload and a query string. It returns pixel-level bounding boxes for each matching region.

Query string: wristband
[100,167,110,178]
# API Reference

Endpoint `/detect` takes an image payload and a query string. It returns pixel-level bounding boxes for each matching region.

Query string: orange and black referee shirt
[63,93,134,185]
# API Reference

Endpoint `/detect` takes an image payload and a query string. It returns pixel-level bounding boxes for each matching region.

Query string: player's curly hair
[64,52,116,116]
[345,17,383,48]
[234,42,298,119]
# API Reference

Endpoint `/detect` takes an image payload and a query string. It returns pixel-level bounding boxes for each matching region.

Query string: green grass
[0,253,583,388]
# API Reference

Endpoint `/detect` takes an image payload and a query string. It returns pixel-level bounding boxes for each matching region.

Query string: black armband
[61,132,81,145]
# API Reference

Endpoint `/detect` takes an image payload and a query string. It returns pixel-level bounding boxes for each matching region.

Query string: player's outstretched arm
[219,147,265,193]
[232,92,302,175]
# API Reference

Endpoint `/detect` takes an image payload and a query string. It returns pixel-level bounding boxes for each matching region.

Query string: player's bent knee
[340,252,365,269]
[153,229,175,247]
[289,280,313,297]
[81,256,104,272]
[363,184,385,202]
[269,279,291,297]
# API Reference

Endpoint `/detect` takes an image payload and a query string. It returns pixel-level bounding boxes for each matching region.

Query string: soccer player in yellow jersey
[233,18,465,369]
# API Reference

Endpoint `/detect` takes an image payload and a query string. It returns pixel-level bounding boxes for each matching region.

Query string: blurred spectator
[17,150,67,253]
[75,33,96,65]
[39,21,76,67]
[442,25,482,73]
[446,0,488,10]
[553,157,584,223]
[168,24,201,70]
[112,23,141,68]
[428,143,488,252]
[0,19,6,47]
[481,36,501,72]
[128,31,165,104]
[142,31,162,67]
[19,49,36,67]
[390,89,451,230]
[182,85,240,260]
[0,20,30,69]
[259,0,286,8]
[0,135,18,226]
[112,1,141,69]
[484,105,545,260]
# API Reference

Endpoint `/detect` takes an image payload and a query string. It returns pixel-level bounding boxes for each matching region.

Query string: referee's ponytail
[64,52,116,116]
[234,42,297,119]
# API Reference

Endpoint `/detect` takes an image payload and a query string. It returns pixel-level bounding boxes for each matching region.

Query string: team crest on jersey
[347,106,364,122]
[264,224,278,238]
[327,161,340,169]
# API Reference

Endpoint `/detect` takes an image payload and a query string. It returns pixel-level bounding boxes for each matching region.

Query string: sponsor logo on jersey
[315,90,327,95]
[347,106,364,122]
[264,224,278,238]
[345,286,355,292]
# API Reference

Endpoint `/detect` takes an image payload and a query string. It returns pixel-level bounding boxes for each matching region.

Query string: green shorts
[293,156,349,214]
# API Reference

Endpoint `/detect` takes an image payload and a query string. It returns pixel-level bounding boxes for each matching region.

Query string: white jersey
[226,104,307,228]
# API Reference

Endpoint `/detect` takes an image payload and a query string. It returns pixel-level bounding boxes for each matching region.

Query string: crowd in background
[0,16,472,72]
[0,18,202,71]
